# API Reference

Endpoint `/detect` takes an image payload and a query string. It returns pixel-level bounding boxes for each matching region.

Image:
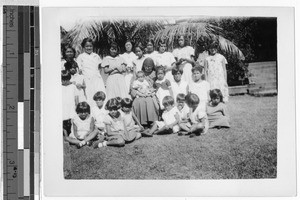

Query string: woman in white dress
[76,38,106,107]
[155,39,176,82]
[172,35,195,84]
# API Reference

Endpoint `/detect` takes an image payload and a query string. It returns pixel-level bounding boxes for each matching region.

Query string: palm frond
[154,22,245,60]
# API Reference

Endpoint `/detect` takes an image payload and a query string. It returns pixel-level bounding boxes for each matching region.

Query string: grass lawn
[64,95,277,179]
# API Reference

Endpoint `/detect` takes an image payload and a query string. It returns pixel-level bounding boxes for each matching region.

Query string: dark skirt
[132,96,159,125]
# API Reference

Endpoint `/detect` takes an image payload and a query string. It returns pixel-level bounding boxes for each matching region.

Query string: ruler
[2,5,40,200]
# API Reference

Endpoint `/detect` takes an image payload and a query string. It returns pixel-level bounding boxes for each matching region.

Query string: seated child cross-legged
[120,98,143,136]
[68,102,99,148]
[207,89,230,129]
[179,93,209,138]
[141,95,180,136]
[175,93,190,136]
[91,91,108,138]
[93,98,140,148]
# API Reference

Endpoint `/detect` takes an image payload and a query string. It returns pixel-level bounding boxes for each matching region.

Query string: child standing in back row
[204,41,229,102]
[76,38,106,107]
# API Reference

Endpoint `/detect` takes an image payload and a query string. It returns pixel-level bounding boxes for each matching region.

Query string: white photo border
[42,6,296,197]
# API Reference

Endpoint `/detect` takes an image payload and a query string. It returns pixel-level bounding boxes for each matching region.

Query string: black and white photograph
[60,15,277,180]
[42,5,296,197]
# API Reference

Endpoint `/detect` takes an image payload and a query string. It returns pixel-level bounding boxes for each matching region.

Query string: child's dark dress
[206,102,230,128]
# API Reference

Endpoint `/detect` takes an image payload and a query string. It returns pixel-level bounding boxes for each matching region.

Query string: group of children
[62,36,230,148]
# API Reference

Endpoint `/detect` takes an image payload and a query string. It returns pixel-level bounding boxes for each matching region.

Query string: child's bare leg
[84,129,99,143]
[154,126,172,135]
[106,136,125,147]
[142,122,158,136]
[135,132,142,140]
[179,123,191,133]
[190,123,205,137]
[64,136,81,145]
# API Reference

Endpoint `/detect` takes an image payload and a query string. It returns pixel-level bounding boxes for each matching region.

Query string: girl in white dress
[188,66,210,112]
[76,38,106,107]
[62,70,79,139]
[69,102,99,148]
[66,63,87,103]
[155,39,176,82]
[204,41,229,102]
[170,67,188,100]
[172,35,195,84]
[120,41,137,94]
[154,66,174,110]
[133,44,146,76]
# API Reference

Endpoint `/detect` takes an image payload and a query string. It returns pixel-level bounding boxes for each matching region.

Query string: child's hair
[105,98,120,111]
[121,98,133,108]
[61,70,71,81]
[136,71,145,78]
[125,40,133,46]
[158,38,167,50]
[185,93,200,107]
[172,66,183,75]
[93,91,106,101]
[62,45,76,59]
[191,66,202,74]
[115,97,122,109]
[210,89,224,103]
[81,38,93,48]
[176,34,187,46]
[76,102,91,114]
[176,93,186,102]
[209,41,219,50]
[135,43,144,52]
[156,66,165,75]
[162,95,175,108]
[141,58,155,72]
[110,42,119,50]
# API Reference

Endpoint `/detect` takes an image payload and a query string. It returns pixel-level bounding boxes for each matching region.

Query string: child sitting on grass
[141,95,180,136]
[68,102,99,148]
[120,98,143,136]
[179,93,209,137]
[176,93,190,136]
[93,98,140,148]
[207,89,230,129]
[91,91,108,135]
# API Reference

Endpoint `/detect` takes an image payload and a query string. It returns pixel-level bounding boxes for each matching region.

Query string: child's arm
[75,95,79,107]
[166,113,180,129]
[222,58,228,82]
[105,124,121,136]
[132,112,144,130]
[222,104,229,117]
[72,121,80,140]
[204,59,208,80]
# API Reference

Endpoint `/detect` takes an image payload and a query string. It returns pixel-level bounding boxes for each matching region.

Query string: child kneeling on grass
[207,89,230,129]
[141,95,180,136]
[179,93,209,137]
[66,102,99,148]
[93,98,140,148]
